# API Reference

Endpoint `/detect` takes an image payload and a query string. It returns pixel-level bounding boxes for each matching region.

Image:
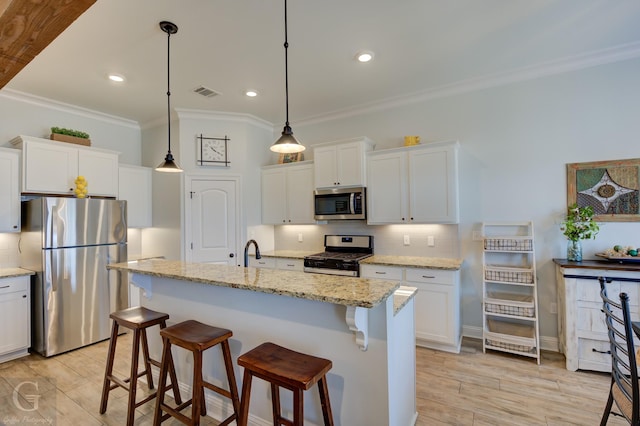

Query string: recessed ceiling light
[355,51,374,63]
[245,90,258,97]
[108,74,125,83]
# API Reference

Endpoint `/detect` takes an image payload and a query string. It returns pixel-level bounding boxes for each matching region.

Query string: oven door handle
[350,193,356,215]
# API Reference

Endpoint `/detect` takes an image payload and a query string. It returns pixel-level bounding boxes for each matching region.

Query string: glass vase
[567,240,582,262]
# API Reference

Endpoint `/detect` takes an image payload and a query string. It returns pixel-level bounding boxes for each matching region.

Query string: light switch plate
[298,233,303,242]
[403,235,410,245]
[427,236,435,247]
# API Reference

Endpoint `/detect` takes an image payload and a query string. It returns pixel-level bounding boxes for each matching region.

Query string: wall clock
[196,135,230,167]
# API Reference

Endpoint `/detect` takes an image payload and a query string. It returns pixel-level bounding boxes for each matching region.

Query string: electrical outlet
[298,233,303,242]
[550,302,557,314]
[427,236,435,247]
[403,235,410,245]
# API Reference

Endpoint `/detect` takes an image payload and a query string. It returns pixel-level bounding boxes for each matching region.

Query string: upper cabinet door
[313,137,374,189]
[313,146,338,188]
[0,148,21,232]
[78,150,119,197]
[23,139,78,194]
[409,143,459,224]
[335,142,364,187]
[286,163,315,224]
[366,151,408,224]
[261,168,287,224]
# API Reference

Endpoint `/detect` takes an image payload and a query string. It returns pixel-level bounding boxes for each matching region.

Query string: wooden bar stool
[100,306,182,426]
[153,320,240,426]
[237,342,334,426]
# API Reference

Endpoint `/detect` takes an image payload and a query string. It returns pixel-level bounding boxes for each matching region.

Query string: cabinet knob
[401,218,405,221]
[13,225,18,229]
[375,271,386,275]
[282,220,286,223]
[410,217,414,221]
[229,253,234,258]
[23,295,27,298]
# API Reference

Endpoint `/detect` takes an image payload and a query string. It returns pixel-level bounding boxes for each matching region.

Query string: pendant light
[156,21,182,172]
[270,0,305,153]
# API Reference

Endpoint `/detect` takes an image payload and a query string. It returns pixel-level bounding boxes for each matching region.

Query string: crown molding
[173,108,273,131]
[0,88,140,129]
[297,41,640,127]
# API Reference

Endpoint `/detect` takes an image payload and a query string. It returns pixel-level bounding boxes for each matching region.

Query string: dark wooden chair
[600,276,640,425]
[100,306,181,426]
[153,320,240,426]
[237,342,334,426]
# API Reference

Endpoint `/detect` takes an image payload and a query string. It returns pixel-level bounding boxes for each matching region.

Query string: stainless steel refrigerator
[20,197,128,357]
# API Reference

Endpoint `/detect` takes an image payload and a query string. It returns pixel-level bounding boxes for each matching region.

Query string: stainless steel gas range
[303,235,373,277]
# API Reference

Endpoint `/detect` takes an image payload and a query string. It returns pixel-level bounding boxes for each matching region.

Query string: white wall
[292,57,640,342]
[0,90,141,163]
[140,109,274,260]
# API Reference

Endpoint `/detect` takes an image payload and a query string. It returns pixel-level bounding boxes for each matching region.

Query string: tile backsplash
[0,233,21,268]
[274,223,459,258]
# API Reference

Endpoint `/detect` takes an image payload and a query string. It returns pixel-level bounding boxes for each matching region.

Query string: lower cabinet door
[414,282,454,345]
[0,289,29,355]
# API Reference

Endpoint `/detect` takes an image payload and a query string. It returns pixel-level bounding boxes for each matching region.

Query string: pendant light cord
[166,28,172,154]
[284,0,290,127]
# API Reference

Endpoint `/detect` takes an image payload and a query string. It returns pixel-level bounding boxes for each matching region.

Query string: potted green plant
[560,203,600,262]
[50,127,91,146]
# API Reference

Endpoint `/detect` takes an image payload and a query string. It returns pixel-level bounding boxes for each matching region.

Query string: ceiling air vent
[193,85,220,98]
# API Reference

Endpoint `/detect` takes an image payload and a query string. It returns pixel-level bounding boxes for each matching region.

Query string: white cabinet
[482,222,540,364]
[313,137,374,188]
[118,165,152,228]
[360,263,461,353]
[0,148,21,232]
[249,257,277,269]
[0,275,30,363]
[11,135,119,197]
[556,265,640,372]
[276,258,304,271]
[367,141,459,224]
[262,162,315,225]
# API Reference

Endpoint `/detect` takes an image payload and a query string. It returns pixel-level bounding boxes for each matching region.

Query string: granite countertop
[108,259,404,309]
[255,250,319,259]
[254,250,463,270]
[0,268,35,279]
[361,255,463,271]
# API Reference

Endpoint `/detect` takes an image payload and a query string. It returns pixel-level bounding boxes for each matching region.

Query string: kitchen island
[107,259,418,426]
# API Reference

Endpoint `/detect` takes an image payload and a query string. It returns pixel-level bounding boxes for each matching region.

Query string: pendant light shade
[156,21,182,173]
[270,0,305,154]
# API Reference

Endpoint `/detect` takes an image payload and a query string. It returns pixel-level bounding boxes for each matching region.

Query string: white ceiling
[5,0,640,126]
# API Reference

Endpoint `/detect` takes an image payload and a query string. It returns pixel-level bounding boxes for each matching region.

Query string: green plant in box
[51,127,90,139]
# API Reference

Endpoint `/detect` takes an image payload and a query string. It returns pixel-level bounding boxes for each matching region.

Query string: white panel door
[0,149,20,232]
[78,150,119,197]
[188,178,238,265]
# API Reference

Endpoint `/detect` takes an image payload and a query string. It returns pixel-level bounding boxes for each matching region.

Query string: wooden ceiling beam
[0,0,95,88]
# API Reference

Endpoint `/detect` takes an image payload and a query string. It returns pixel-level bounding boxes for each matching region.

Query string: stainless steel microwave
[314,187,366,220]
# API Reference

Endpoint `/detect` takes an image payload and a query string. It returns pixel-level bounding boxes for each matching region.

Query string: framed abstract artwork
[567,158,640,222]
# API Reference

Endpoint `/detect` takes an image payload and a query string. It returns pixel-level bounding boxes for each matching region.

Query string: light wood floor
[0,335,627,425]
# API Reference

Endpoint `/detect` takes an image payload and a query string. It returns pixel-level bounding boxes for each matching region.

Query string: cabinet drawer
[360,265,403,281]
[578,338,611,370]
[406,268,454,285]
[249,257,276,269]
[276,258,303,271]
[0,276,29,295]
[576,279,639,305]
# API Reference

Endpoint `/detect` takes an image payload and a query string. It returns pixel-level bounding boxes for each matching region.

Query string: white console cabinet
[360,264,461,353]
[0,275,31,363]
[11,135,119,197]
[556,260,640,372]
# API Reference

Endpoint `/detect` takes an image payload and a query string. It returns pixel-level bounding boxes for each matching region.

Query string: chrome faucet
[244,239,261,267]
